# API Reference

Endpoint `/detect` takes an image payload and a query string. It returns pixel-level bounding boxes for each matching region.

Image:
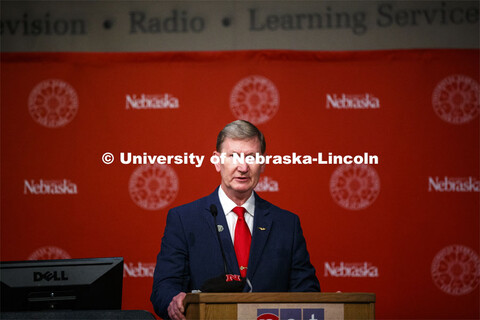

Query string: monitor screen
[0,257,123,311]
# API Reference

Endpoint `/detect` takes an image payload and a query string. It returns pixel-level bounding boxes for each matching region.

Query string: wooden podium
[184,292,375,320]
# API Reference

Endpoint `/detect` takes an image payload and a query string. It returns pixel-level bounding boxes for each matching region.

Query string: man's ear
[260,154,266,173]
[213,151,221,172]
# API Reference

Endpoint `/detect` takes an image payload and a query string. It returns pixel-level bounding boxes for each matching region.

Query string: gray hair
[216,120,266,154]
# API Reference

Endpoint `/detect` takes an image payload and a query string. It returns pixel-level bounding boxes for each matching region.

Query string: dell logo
[33,271,69,282]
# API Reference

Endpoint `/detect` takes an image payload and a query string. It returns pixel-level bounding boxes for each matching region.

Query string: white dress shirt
[218,187,255,243]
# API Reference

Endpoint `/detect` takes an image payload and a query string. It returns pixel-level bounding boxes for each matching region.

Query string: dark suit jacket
[150,188,320,318]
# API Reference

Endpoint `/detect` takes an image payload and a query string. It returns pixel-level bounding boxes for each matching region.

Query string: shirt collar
[218,187,255,217]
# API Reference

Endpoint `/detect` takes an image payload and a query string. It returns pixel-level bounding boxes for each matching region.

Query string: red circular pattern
[28,246,71,260]
[330,164,381,210]
[129,164,179,211]
[432,75,479,124]
[230,75,279,125]
[431,245,480,296]
[28,79,79,128]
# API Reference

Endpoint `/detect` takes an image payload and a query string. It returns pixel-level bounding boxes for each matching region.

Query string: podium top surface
[185,292,375,305]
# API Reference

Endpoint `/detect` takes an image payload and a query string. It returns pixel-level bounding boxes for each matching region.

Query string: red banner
[1,49,479,319]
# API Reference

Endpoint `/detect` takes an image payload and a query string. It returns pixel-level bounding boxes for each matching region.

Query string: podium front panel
[184,293,375,320]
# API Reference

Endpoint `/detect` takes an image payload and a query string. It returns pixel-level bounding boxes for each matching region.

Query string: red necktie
[232,206,251,278]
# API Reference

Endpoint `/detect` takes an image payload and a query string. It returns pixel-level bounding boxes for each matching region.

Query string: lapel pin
[217,225,224,232]
[258,227,266,231]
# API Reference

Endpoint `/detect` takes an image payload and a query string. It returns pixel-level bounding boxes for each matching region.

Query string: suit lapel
[247,194,272,279]
[204,190,239,275]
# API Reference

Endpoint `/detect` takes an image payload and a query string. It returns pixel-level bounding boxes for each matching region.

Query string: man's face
[214,137,265,201]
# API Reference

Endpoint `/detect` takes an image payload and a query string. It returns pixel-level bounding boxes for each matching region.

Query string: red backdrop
[1,49,479,319]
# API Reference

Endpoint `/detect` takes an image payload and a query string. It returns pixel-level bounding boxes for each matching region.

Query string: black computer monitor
[0,257,123,311]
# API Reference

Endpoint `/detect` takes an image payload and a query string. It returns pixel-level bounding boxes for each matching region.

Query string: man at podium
[151,120,320,320]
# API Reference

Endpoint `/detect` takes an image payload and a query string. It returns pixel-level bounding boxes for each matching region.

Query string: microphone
[209,204,228,275]
[200,204,246,293]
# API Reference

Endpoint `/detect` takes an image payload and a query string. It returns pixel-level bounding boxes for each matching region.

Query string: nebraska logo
[24,179,78,195]
[28,79,79,128]
[254,176,279,192]
[129,164,179,210]
[330,164,380,210]
[324,262,379,278]
[326,93,380,109]
[28,246,71,260]
[432,75,479,124]
[226,274,242,282]
[257,308,324,320]
[230,75,279,125]
[123,262,155,278]
[431,245,479,296]
[428,176,479,192]
[126,94,179,109]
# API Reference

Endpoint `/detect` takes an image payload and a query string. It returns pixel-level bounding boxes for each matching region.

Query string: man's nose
[237,162,249,172]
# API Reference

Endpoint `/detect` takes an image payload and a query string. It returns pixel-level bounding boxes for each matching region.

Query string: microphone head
[210,204,218,217]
